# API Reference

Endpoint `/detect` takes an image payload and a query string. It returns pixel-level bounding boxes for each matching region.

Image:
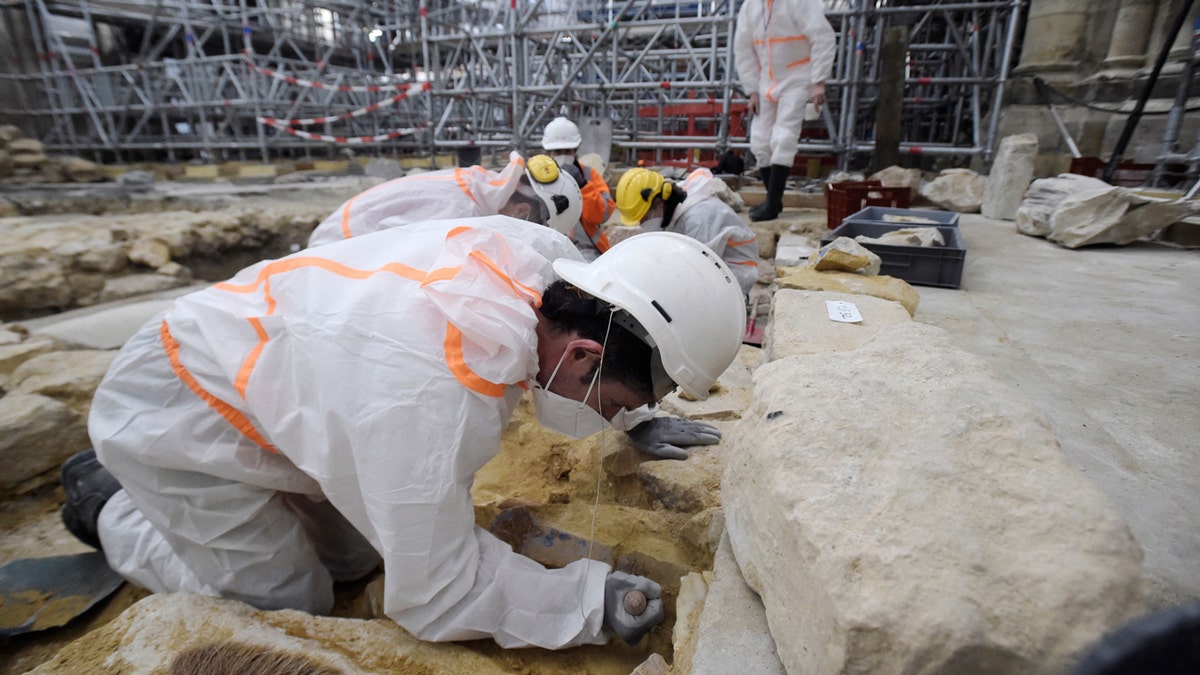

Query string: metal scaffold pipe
[8,0,1022,170]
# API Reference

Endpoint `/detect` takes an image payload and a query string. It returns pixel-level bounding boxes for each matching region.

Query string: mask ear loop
[579,309,616,623]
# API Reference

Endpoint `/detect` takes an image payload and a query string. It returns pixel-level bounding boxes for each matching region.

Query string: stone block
[0,391,86,495]
[919,168,986,213]
[775,267,920,316]
[659,344,760,421]
[763,289,913,361]
[982,134,1038,220]
[0,334,65,375]
[807,236,882,275]
[237,164,279,178]
[723,321,1146,675]
[183,165,220,180]
[690,532,786,675]
[11,349,117,416]
[1015,174,1114,237]
[28,592,516,674]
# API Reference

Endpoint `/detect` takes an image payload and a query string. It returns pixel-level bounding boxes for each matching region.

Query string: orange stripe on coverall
[217,234,528,411]
[757,33,811,103]
[338,179,401,241]
[160,319,281,454]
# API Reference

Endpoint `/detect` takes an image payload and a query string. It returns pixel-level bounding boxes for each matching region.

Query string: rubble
[982,134,1038,220]
[919,168,987,213]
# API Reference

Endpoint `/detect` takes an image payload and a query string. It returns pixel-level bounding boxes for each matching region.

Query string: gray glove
[604,571,664,644]
[626,416,721,460]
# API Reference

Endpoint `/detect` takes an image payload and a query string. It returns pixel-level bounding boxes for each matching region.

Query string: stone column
[1016,0,1092,72]
[1103,0,1159,68]
[1167,0,1200,60]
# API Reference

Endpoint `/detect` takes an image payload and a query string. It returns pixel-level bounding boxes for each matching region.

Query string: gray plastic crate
[821,221,966,289]
[845,206,960,227]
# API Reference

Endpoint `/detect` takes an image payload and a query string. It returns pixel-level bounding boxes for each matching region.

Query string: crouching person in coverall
[307,153,584,248]
[59,214,747,649]
[615,167,760,298]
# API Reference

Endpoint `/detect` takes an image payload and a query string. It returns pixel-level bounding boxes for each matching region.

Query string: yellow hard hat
[616,168,672,226]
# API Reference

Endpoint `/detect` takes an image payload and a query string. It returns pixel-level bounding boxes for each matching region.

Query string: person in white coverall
[59,215,747,649]
[734,0,836,222]
[307,154,584,248]
[614,167,759,297]
[311,154,716,461]
[541,116,617,262]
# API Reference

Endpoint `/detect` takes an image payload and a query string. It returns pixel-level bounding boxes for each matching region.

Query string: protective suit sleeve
[799,0,837,84]
[733,0,761,94]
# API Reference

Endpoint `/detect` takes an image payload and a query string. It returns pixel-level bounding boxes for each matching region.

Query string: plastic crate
[824,181,912,229]
[821,221,966,289]
[845,205,960,227]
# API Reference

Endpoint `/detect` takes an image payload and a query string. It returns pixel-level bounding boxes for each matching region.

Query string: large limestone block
[0,391,86,495]
[723,322,1146,675]
[763,289,912,361]
[29,592,514,674]
[776,267,920,316]
[11,349,116,415]
[1048,194,1195,249]
[982,134,1038,221]
[1015,174,1115,237]
[919,168,986,213]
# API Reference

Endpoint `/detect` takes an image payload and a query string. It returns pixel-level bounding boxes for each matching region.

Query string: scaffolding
[0,0,1024,169]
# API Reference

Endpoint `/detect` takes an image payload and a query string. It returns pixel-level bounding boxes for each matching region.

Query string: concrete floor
[914,214,1199,609]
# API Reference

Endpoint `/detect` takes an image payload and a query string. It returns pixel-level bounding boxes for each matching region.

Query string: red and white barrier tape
[258,119,423,144]
[258,82,430,127]
[243,55,420,93]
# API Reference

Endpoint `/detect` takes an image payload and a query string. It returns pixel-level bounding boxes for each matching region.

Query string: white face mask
[608,406,643,432]
[553,153,576,168]
[640,216,663,231]
[532,348,609,439]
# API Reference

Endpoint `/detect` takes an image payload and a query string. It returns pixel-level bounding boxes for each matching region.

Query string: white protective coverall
[734,0,836,168]
[644,169,759,296]
[91,215,613,649]
[307,157,528,247]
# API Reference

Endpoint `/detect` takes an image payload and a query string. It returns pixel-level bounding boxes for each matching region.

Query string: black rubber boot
[750,165,789,222]
[60,449,121,550]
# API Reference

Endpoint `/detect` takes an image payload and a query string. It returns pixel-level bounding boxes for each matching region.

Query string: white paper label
[826,300,863,323]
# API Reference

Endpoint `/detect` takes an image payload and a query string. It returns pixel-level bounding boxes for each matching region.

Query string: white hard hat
[542,117,583,151]
[525,154,583,235]
[553,232,746,400]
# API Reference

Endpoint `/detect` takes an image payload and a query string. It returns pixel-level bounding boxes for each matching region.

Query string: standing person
[59,216,747,649]
[734,0,836,222]
[306,154,582,247]
[615,167,759,297]
[542,117,617,261]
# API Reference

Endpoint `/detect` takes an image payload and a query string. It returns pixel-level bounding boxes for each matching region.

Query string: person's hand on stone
[626,416,720,460]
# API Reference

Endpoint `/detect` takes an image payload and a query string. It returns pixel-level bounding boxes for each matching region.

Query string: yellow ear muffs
[526,154,560,184]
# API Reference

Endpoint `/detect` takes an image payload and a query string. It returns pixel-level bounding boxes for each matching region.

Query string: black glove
[626,416,721,460]
[603,571,664,644]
